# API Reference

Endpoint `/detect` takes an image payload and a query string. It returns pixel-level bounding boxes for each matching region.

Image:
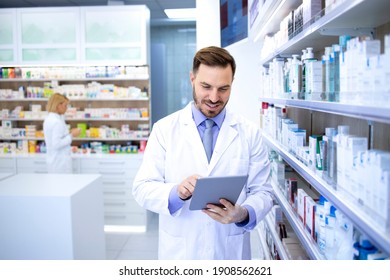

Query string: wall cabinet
[0,5,149,65]
[255,0,390,259]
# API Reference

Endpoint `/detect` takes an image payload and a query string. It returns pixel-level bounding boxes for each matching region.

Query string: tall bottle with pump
[321,54,328,101]
[304,47,318,100]
[322,46,334,101]
[327,46,335,101]
[300,49,307,99]
[284,58,292,98]
[332,44,341,102]
[289,54,302,99]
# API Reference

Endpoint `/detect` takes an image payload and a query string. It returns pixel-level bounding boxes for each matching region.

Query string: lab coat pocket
[225,232,248,260]
[159,230,186,260]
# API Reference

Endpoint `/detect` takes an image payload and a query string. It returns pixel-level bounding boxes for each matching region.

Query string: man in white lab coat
[133,46,273,260]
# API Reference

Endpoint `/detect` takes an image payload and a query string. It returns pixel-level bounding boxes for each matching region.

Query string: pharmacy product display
[0,65,150,155]
[253,0,390,259]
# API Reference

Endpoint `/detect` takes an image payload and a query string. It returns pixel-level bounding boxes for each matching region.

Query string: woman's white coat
[43,112,72,173]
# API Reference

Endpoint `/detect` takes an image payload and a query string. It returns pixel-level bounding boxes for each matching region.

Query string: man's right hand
[177,174,201,200]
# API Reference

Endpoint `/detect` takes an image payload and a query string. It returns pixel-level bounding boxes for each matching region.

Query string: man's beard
[192,86,226,118]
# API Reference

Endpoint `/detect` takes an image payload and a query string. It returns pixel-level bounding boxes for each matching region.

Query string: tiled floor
[105,211,264,260]
[105,212,159,260]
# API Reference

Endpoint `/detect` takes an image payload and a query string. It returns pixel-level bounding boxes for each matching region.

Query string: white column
[196,0,221,49]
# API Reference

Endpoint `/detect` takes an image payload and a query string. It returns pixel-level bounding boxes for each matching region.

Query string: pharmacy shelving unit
[0,67,151,148]
[0,67,151,229]
[254,0,390,259]
[257,0,390,66]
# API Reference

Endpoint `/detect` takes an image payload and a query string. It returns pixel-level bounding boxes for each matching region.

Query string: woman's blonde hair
[46,93,69,113]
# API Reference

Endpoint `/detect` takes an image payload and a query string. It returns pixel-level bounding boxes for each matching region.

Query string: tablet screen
[189,175,248,210]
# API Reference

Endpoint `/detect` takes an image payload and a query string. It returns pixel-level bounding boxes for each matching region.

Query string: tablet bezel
[189,174,249,211]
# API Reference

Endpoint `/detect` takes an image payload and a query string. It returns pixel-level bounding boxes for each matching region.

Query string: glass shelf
[260,97,390,124]
[263,213,290,260]
[263,132,390,256]
[259,0,390,65]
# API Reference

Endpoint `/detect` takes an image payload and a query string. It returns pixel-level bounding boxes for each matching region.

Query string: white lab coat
[133,102,273,260]
[43,112,73,173]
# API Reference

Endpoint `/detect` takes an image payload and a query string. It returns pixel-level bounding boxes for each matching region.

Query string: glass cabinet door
[18,8,79,64]
[0,9,16,64]
[82,6,149,65]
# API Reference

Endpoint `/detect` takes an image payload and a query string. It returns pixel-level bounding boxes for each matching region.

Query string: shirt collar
[191,102,225,128]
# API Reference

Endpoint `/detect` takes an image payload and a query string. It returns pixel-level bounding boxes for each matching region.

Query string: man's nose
[208,89,219,102]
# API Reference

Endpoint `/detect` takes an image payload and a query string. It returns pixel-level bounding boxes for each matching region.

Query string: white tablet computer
[189,175,249,211]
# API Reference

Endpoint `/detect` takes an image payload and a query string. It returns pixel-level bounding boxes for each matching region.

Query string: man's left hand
[202,199,248,224]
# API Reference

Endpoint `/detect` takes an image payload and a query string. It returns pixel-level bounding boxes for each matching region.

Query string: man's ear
[189,71,195,83]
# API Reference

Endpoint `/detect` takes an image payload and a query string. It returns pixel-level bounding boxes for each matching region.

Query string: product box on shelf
[297,188,308,223]
[305,196,316,239]
[309,135,323,171]
[286,178,298,211]
[378,170,390,231]
[343,137,368,200]
[302,0,323,26]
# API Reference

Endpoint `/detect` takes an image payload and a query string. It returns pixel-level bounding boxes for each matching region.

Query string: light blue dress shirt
[167,104,255,228]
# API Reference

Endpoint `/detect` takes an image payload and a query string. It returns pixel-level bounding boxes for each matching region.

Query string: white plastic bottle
[332,44,341,102]
[289,54,302,99]
[304,47,317,99]
[324,205,337,259]
[315,195,328,254]
[300,49,307,99]
[336,125,350,193]
[334,209,354,259]
[284,58,292,98]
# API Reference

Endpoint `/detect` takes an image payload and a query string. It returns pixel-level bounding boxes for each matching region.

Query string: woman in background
[43,93,80,173]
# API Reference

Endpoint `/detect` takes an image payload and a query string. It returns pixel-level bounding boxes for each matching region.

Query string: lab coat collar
[191,102,225,129]
[181,102,239,172]
[182,101,238,126]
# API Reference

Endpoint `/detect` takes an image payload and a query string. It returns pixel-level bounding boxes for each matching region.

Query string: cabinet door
[0,157,16,174]
[79,156,146,227]
[17,8,80,64]
[0,9,17,64]
[81,6,149,65]
[16,157,47,173]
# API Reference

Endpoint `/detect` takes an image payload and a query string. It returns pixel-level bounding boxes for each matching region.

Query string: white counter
[0,173,13,181]
[0,173,105,260]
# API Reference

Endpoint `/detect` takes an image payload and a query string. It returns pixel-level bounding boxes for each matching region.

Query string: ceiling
[0,0,196,23]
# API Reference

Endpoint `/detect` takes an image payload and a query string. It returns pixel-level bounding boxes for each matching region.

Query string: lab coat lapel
[180,103,209,164]
[208,112,238,172]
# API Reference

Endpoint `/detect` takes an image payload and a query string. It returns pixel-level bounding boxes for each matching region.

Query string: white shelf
[252,0,302,42]
[255,223,272,260]
[73,137,148,141]
[0,75,149,82]
[260,97,390,123]
[263,214,290,260]
[0,97,149,102]
[0,117,149,121]
[271,182,325,260]
[259,0,390,65]
[263,133,390,256]
[0,137,148,141]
